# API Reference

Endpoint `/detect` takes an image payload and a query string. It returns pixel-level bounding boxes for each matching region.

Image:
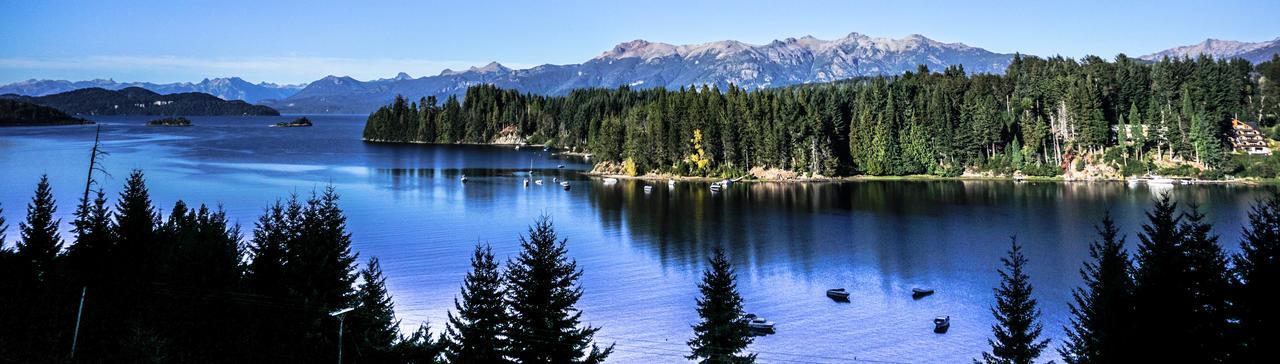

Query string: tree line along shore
[363,54,1280,182]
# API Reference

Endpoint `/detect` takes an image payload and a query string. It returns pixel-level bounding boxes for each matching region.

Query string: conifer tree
[1178,206,1232,362]
[16,175,62,285]
[67,189,113,284]
[113,169,161,281]
[287,187,359,361]
[1234,194,1280,361]
[348,256,402,363]
[687,248,754,364]
[1131,194,1191,362]
[505,216,613,364]
[394,323,444,364]
[1059,213,1135,364]
[444,243,511,363]
[978,238,1049,364]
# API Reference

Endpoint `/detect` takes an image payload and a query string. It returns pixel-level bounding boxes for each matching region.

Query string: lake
[1,115,1274,363]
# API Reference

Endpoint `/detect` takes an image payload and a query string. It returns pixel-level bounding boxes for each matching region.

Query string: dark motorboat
[933,316,950,333]
[912,287,935,299]
[826,288,851,301]
[737,314,775,335]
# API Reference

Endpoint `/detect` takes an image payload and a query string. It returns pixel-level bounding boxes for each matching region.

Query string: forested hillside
[365,54,1280,179]
[0,99,90,126]
[1,87,280,116]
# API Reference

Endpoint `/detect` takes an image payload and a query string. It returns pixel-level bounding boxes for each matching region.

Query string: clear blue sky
[1,0,1277,85]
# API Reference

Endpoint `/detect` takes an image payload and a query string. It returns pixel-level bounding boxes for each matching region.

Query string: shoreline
[583,172,1277,186]
[359,139,1275,186]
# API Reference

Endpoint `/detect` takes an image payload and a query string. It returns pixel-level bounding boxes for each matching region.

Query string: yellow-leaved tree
[687,129,710,172]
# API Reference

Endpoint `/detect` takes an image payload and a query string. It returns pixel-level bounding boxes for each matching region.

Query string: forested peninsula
[364,54,1280,180]
[0,87,280,117]
[0,99,91,126]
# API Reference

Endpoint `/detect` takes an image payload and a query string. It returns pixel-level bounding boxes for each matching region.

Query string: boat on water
[603,177,618,185]
[460,175,468,183]
[1126,177,1142,187]
[709,183,722,192]
[720,179,732,186]
[557,164,565,169]
[1148,176,1176,185]
[934,316,950,333]
[523,179,529,187]
[668,179,676,187]
[561,181,571,190]
[738,314,775,334]
[912,288,935,299]
[643,185,653,193]
[535,179,543,185]
[826,288,850,300]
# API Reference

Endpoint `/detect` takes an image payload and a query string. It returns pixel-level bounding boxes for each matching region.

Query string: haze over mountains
[0,77,302,103]
[4,33,1278,114]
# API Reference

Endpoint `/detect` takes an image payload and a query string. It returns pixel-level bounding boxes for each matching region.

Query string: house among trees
[1229,118,1272,155]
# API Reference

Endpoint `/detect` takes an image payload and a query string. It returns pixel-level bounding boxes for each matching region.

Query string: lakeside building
[1229,118,1272,155]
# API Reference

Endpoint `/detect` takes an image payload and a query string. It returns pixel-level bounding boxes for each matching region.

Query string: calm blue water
[1,116,1274,363]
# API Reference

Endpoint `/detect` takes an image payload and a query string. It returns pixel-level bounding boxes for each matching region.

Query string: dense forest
[0,99,90,126]
[365,54,1280,179]
[0,87,280,116]
[0,173,610,363]
[1,171,1277,362]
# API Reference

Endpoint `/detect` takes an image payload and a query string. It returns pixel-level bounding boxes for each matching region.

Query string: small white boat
[552,177,558,183]
[523,179,529,187]
[534,179,543,185]
[460,175,468,183]
[826,288,850,300]
[720,179,732,186]
[934,316,950,333]
[603,178,618,185]
[560,181,571,190]
[709,183,722,192]
[643,185,653,193]
[668,179,676,187]
[1148,177,1175,185]
[543,146,550,152]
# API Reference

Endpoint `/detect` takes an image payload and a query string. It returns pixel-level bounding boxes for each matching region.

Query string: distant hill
[0,99,91,126]
[1141,37,1280,63]
[0,87,280,116]
[0,77,303,103]
[260,32,1015,114]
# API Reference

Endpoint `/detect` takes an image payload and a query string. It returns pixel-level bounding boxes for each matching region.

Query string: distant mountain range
[3,33,1278,115]
[0,77,302,103]
[261,33,1015,113]
[1140,37,1280,64]
[0,87,279,116]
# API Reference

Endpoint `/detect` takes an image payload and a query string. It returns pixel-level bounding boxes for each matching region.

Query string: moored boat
[826,288,850,300]
[738,314,775,334]
[934,316,950,333]
[643,185,653,193]
[561,181,571,190]
[603,177,618,185]
[912,287,935,299]
[709,183,722,192]
[460,175,468,183]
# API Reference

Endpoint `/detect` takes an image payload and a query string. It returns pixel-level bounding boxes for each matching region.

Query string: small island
[272,117,312,128]
[146,117,192,127]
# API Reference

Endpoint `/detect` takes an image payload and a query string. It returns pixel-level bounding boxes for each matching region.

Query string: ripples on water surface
[1,116,1274,363]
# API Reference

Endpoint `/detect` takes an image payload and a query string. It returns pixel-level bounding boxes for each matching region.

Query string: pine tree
[67,189,113,285]
[286,186,359,361]
[113,169,161,281]
[687,248,754,364]
[1234,194,1280,361]
[394,323,444,364]
[1178,206,1232,362]
[348,256,402,363]
[16,175,62,285]
[444,243,510,363]
[1059,213,1135,364]
[978,238,1049,364]
[505,216,613,364]
[245,196,303,360]
[1131,194,1191,362]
